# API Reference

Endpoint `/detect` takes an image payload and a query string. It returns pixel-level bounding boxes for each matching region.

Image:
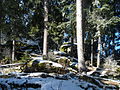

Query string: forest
[0,0,120,90]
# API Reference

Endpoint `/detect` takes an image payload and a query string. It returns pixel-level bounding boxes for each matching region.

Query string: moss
[42,55,48,60]
[59,45,69,53]
[22,60,65,73]
[70,65,78,71]
[116,67,120,74]
[57,57,70,67]
[20,52,31,61]
[0,75,15,78]
[0,57,11,64]
[59,42,72,53]
[38,63,46,68]
[59,43,77,57]
[27,60,34,67]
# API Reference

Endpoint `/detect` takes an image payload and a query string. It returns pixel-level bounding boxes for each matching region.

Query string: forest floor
[0,64,120,90]
[0,55,120,90]
[0,72,120,90]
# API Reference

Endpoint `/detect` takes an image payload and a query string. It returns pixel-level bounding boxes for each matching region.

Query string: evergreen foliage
[0,0,120,70]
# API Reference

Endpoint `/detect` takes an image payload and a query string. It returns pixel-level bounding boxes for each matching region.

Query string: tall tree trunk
[108,38,111,56]
[70,23,75,57]
[97,30,101,68]
[0,30,2,44]
[112,30,115,58]
[70,35,74,56]
[43,0,48,56]
[91,38,94,66]
[12,40,15,62]
[76,0,86,73]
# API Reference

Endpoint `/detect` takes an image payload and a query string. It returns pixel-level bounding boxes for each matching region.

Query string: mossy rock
[59,44,70,53]
[57,57,70,67]
[42,55,48,60]
[22,60,68,73]
[59,42,72,52]
[59,43,77,57]
[0,57,11,64]
[69,62,78,70]
[27,60,34,67]
[0,75,15,78]
[116,67,120,74]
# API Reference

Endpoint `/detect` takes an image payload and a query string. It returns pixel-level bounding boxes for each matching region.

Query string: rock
[22,59,66,73]
[40,74,47,78]
[57,57,70,68]
[59,43,77,57]
[79,75,104,88]
[53,51,67,56]
[55,75,69,80]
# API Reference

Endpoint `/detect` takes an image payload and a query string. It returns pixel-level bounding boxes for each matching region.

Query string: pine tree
[43,0,48,56]
[76,0,87,73]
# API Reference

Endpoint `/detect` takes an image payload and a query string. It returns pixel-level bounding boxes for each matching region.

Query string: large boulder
[56,57,70,68]
[22,59,68,74]
[59,43,77,58]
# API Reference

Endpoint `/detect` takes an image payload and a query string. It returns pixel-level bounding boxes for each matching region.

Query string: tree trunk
[97,30,101,68]
[70,23,75,57]
[12,40,15,62]
[0,30,3,44]
[76,0,87,73]
[43,0,48,56]
[0,30,2,44]
[108,38,111,56]
[70,35,74,56]
[112,30,115,58]
[91,38,94,66]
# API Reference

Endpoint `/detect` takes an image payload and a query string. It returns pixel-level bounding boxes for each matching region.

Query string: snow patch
[33,59,63,68]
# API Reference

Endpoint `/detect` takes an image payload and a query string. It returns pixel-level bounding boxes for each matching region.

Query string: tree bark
[97,30,101,68]
[43,0,48,56]
[91,38,94,66]
[70,35,74,56]
[0,30,2,44]
[112,30,115,58]
[76,0,87,73]
[12,40,15,62]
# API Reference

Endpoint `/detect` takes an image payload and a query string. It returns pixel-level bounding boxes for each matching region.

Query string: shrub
[20,52,31,61]
[103,56,118,71]
[0,57,11,64]
[116,67,120,74]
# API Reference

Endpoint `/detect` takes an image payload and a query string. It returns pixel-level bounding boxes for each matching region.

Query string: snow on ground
[31,59,63,68]
[31,56,43,60]
[53,51,66,55]
[0,73,103,90]
[41,79,83,90]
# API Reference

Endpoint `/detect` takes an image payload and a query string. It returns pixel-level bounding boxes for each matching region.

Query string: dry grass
[0,66,21,74]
